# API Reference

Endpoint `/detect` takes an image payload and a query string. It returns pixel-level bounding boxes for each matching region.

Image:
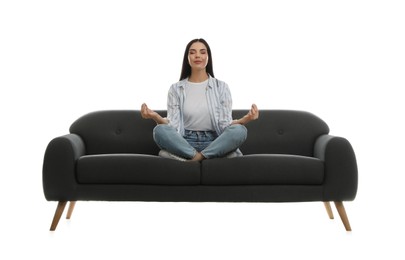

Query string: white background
[1,0,404,259]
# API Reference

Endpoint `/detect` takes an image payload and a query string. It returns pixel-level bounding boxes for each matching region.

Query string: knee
[153,124,173,142]
[227,124,248,141]
[153,124,169,135]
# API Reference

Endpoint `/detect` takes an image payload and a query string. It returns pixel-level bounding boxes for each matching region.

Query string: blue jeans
[153,124,247,159]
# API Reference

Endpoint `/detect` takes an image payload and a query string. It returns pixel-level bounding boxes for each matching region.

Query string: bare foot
[190,152,205,162]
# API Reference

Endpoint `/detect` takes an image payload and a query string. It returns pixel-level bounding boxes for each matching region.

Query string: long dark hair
[179,38,214,80]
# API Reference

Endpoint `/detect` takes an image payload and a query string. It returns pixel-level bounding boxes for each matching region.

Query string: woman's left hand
[233,104,259,125]
[246,104,259,121]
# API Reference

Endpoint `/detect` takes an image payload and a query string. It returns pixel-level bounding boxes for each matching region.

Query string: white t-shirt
[183,79,214,131]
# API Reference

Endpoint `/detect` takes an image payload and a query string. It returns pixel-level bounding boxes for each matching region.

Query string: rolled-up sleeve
[166,85,181,131]
[206,78,233,134]
[218,83,233,132]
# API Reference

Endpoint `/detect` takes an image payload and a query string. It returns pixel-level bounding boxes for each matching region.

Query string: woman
[141,38,259,161]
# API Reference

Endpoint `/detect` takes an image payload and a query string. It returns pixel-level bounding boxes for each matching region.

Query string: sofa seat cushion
[201,154,324,185]
[77,154,201,185]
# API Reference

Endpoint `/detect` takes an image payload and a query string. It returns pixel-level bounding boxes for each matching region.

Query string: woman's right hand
[141,103,158,119]
[141,103,168,124]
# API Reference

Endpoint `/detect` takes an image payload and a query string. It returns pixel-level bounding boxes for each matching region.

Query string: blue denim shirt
[166,75,233,136]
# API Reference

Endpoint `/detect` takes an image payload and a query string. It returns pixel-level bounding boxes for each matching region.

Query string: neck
[188,70,209,83]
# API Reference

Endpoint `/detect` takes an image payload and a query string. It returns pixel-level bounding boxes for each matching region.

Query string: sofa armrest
[42,134,85,201]
[314,134,358,201]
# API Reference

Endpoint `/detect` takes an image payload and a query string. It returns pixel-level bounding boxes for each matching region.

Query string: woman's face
[188,41,209,71]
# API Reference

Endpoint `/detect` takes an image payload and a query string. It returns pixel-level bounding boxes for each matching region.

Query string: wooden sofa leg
[323,201,334,219]
[66,201,76,219]
[50,201,67,231]
[334,201,352,231]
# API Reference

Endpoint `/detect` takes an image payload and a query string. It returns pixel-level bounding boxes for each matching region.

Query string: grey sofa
[42,110,358,231]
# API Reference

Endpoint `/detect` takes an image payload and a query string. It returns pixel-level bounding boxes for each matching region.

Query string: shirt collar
[179,74,214,89]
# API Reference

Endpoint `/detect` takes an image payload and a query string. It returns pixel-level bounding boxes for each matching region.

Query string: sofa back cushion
[70,109,329,157]
[233,110,329,157]
[70,110,159,155]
